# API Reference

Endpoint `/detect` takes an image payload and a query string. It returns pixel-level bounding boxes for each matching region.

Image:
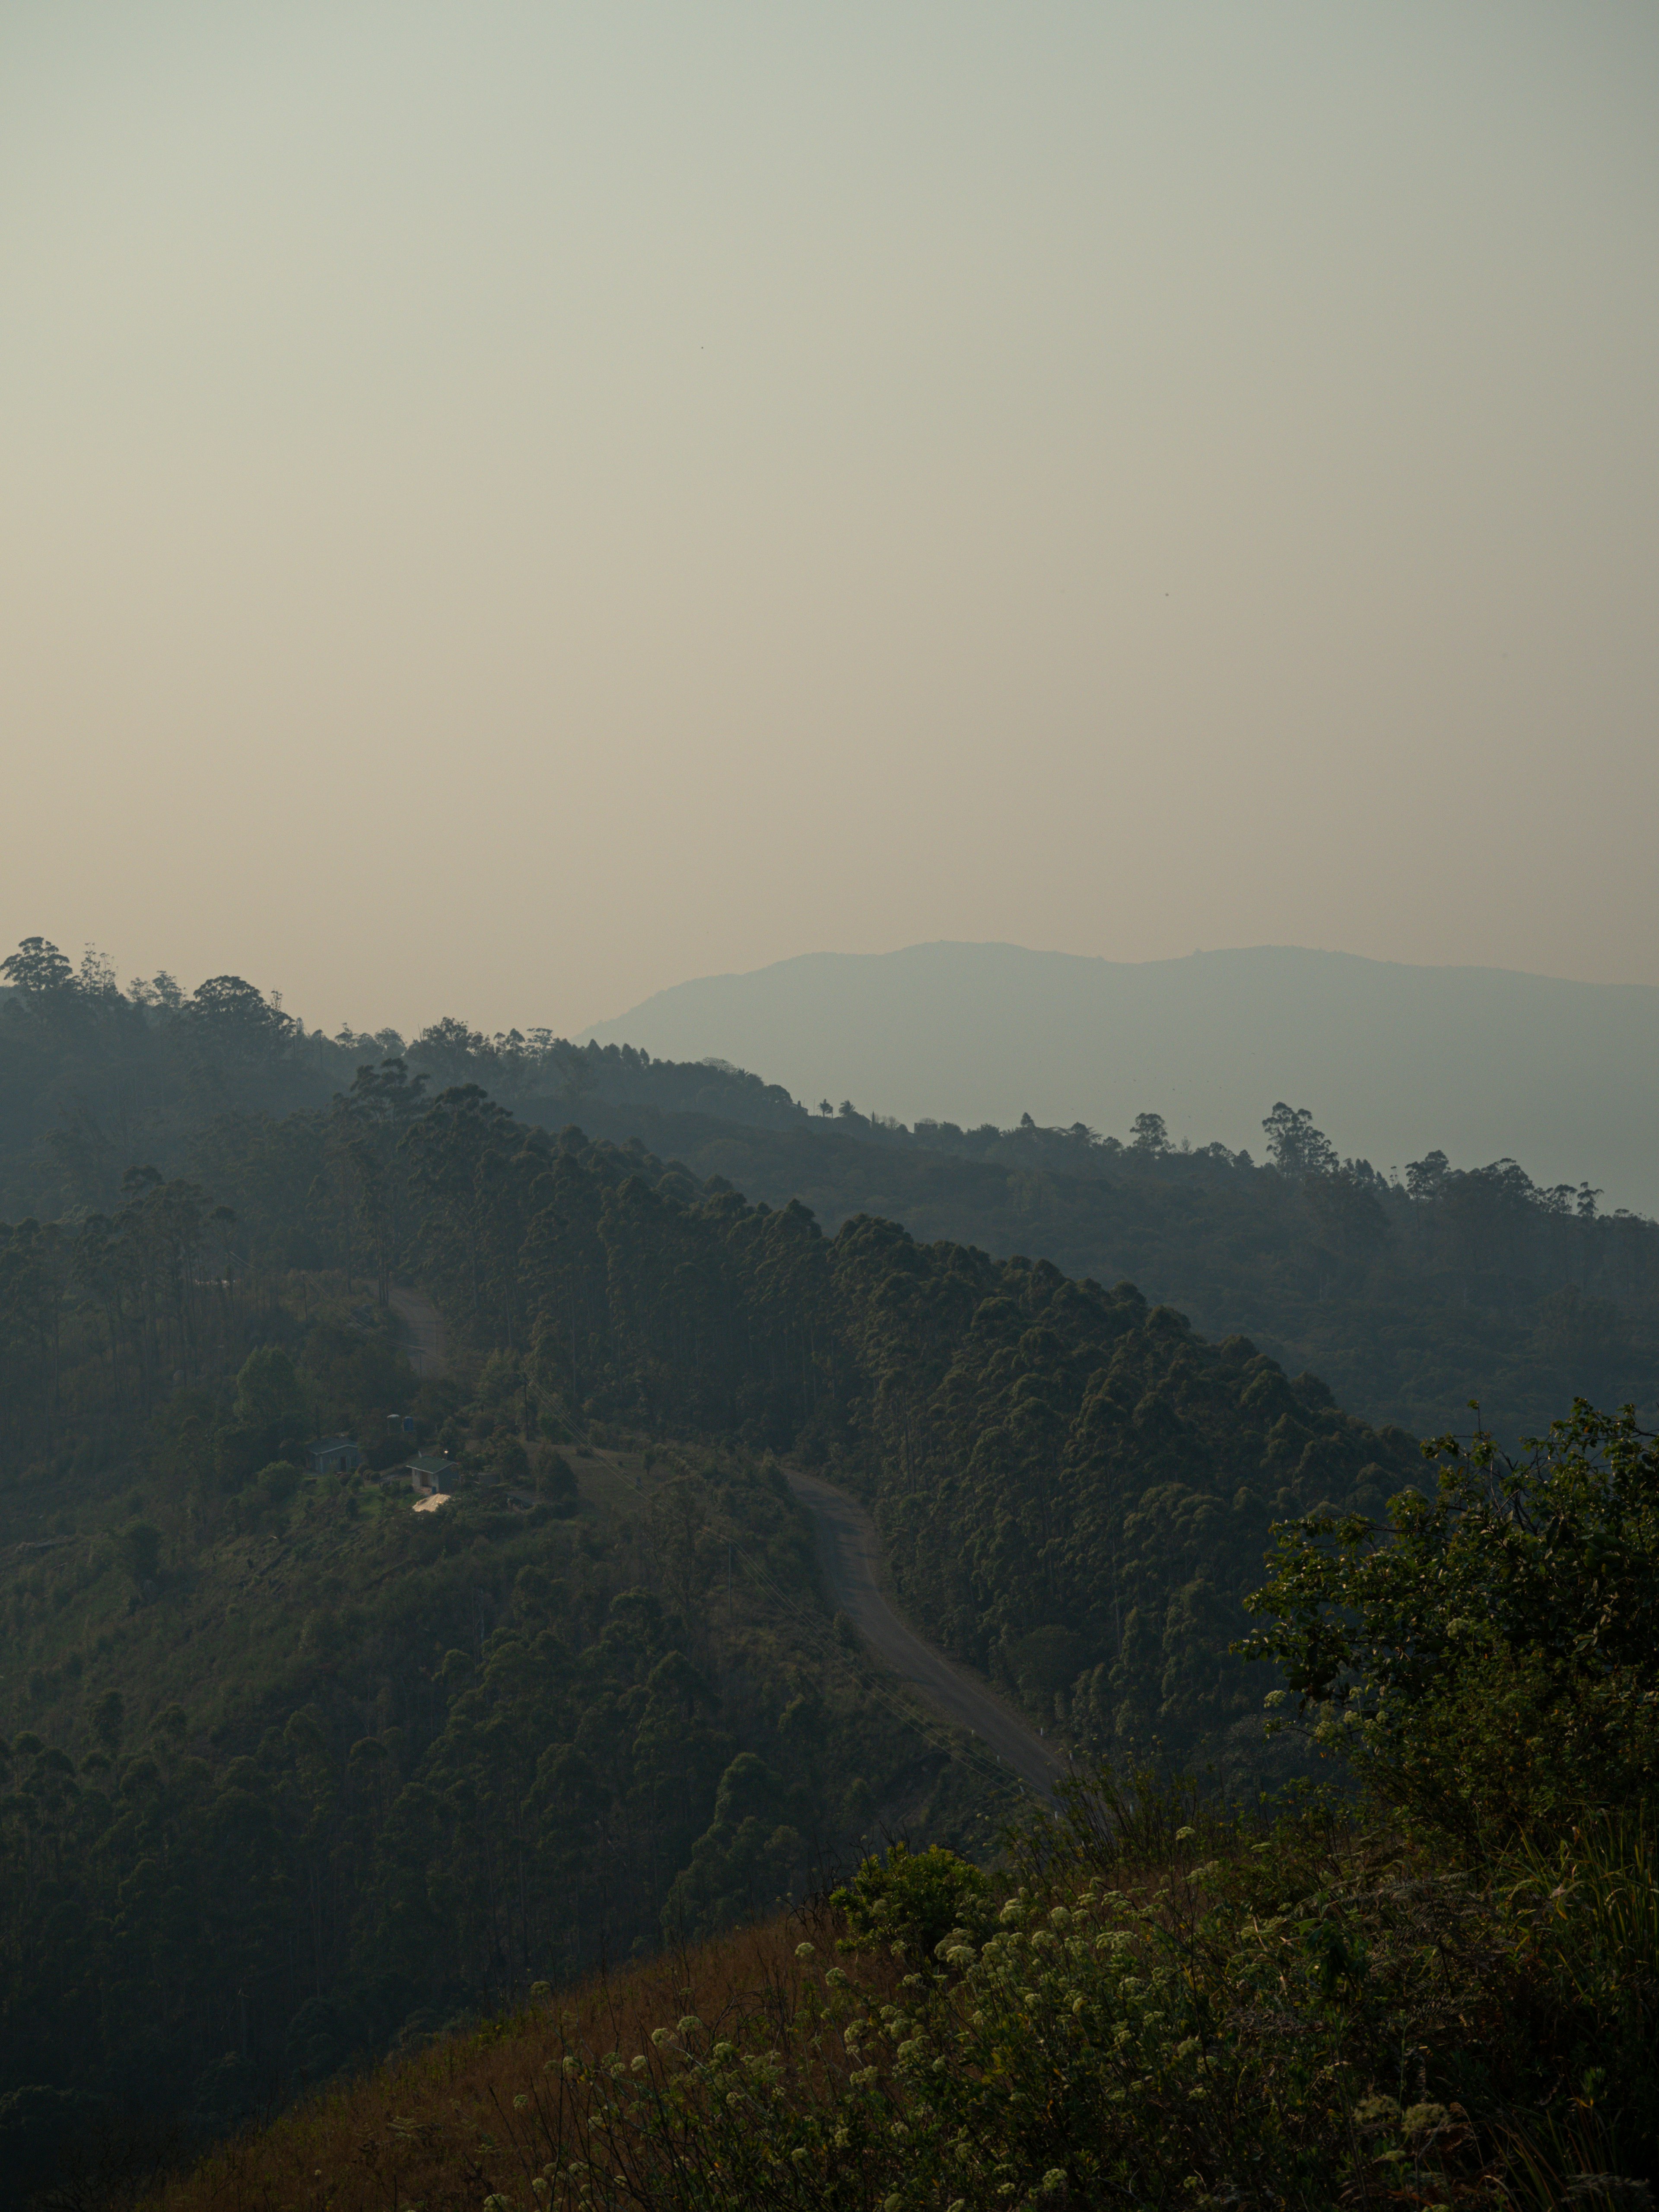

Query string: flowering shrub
[150,1784,1659,2212]
[425,1826,1547,2209]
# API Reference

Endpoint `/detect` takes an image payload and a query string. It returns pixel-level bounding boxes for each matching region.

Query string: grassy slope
[4,1436,669,1748]
[141,1786,1659,2212]
[146,1901,878,2212]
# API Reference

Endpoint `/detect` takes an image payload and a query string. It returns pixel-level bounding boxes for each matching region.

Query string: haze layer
[587,943,1659,1216]
[3,3,1657,1034]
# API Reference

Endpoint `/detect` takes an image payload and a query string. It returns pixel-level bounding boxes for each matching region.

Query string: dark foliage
[6,933,1656,1446]
[1244,1398,1659,1852]
[385,1099,1418,1772]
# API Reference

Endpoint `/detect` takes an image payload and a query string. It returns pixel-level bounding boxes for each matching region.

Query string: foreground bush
[145,1772,1659,2212]
[144,1397,1659,2210]
[1243,1399,1659,1854]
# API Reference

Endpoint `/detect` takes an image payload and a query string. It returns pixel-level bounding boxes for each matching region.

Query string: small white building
[403,1453,454,1497]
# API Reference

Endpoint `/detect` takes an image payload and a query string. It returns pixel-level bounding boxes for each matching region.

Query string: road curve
[378,1294,1057,1798]
[388,1285,447,1379]
[784,1465,1065,1802]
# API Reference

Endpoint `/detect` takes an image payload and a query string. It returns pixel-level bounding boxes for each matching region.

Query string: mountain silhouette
[585,942,1659,1214]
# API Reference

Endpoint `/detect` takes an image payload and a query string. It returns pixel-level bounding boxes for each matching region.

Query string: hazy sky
[4,2,1656,1043]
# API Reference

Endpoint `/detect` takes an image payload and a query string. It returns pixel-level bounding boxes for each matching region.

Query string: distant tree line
[5,930,1656,1448]
[0,937,799,1223]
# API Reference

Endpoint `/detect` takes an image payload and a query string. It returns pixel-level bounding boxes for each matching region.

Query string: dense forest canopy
[0,956,1417,2146]
[137,1405,1659,2212]
[3,933,1653,1441]
[1,931,1653,2194]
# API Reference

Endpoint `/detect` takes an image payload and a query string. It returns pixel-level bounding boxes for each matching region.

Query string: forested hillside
[110,1402,1659,2209]
[0,1050,1421,2148]
[358,1094,1421,1776]
[566,1093,1659,1443]
[5,931,1653,1443]
[1,940,1646,2193]
[2,1078,1418,1783]
[0,1268,1008,2154]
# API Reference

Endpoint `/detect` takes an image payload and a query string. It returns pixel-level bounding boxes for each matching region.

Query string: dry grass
[148,1897,896,2212]
[570,1443,664,1517]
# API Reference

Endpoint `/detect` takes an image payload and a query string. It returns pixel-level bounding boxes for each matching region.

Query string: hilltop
[585,940,1659,1216]
[4,931,1656,1446]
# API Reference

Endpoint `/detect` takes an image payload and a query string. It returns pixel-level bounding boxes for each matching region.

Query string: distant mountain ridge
[6,925,1654,1449]
[584,941,1659,1216]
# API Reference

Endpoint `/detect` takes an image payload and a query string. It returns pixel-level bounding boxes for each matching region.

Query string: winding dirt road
[384,1285,1059,1800]
[388,1285,447,1378]
[784,1466,1065,1802]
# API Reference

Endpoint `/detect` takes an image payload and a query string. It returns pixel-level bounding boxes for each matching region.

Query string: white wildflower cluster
[488,1842,1483,2210]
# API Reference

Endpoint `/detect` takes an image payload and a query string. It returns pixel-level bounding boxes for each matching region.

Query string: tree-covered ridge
[564,1098,1659,1443]
[0,1085,1415,2129]
[0,936,799,1222]
[844,1239,1415,1768]
[0,1055,1582,1799]
[5,930,1656,1443]
[0,1378,1006,2153]
[359,1092,1419,1770]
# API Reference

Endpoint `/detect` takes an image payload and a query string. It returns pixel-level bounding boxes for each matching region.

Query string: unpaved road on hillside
[784,1466,1065,1802]
[389,1285,447,1378]
[385,1286,1059,1799]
